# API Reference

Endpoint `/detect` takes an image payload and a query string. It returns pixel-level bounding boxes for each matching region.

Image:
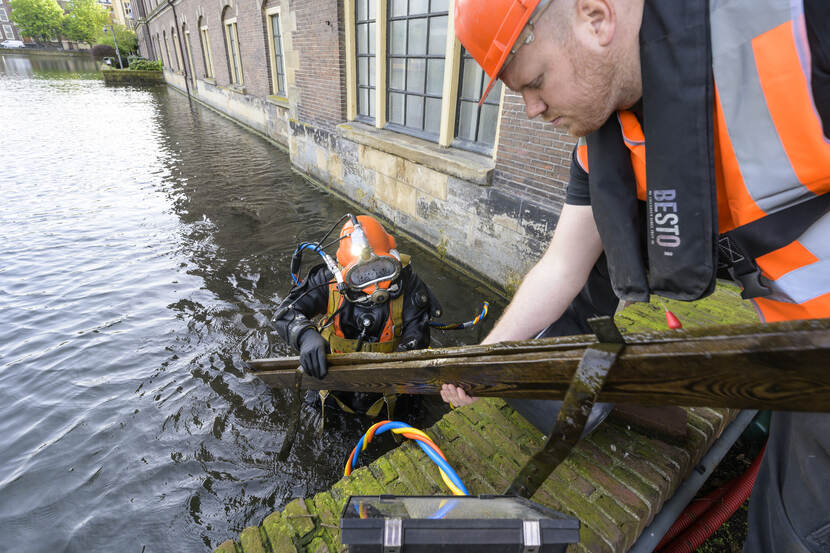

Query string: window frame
[264,6,287,98]
[0,8,8,23]
[163,30,172,69]
[452,48,504,155]
[353,0,377,124]
[2,25,13,40]
[384,0,449,142]
[172,28,184,72]
[199,24,215,79]
[223,17,243,86]
[183,28,196,85]
[345,0,503,156]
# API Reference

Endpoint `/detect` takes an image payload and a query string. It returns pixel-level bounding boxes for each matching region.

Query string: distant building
[0,0,22,42]
[136,0,577,289]
[111,0,133,27]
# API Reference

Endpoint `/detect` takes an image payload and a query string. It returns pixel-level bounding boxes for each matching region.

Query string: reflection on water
[0,53,501,552]
[0,52,102,79]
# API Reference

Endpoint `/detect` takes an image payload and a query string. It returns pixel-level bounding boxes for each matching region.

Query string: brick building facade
[136,0,576,292]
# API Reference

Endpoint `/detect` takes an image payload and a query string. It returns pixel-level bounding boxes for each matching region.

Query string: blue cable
[428,498,460,519]
[351,422,469,495]
[291,243,328,285]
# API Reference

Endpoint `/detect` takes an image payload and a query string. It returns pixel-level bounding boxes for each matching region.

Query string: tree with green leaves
[9,0,64,42]
[62,0,108,44]
[96,23,137,55]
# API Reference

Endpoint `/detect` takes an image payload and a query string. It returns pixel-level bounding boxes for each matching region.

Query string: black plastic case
[340,495,580,553]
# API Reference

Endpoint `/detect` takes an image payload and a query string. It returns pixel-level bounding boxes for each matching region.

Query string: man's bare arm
[440,203,604,405]
[484,203,604,343]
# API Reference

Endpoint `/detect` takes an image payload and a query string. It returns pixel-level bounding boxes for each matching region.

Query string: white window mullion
[438,0,459,147]
[345,0,357,120]
[374,0,387,129]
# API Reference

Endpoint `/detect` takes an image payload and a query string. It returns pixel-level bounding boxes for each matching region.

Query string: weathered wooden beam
[248,318,830,412]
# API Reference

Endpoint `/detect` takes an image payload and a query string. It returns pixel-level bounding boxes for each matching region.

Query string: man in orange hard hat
[440,0,830,551]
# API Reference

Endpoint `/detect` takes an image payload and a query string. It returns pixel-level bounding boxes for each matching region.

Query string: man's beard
[563,42,620,137]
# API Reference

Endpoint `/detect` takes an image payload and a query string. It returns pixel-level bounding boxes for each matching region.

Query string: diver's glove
[296,328,328,379]
[276,309,329,379]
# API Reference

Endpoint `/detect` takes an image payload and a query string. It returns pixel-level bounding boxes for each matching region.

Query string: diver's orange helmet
[336,215,402,296]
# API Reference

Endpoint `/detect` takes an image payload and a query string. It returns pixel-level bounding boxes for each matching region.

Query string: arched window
[182,22,196,84]
[222,9,243,85]
[264,5,287,97]
[198,16,215,79]
[171,26,184,72]
[162,30,172,69]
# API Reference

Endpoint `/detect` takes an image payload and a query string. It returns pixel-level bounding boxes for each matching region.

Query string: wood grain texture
[248,318,830,411]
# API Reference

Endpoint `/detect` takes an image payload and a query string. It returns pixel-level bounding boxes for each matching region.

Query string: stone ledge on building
[214,286,759,553]
[338,122,494,186]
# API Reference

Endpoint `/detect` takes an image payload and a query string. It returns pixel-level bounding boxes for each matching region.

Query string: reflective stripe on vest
[580,0,830,321]
[711,0,830,229]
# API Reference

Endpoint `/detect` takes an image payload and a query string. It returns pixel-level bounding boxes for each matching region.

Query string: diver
[271,214,442,421]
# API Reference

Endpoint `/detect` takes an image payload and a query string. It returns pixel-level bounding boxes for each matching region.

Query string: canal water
[0,53,501,552]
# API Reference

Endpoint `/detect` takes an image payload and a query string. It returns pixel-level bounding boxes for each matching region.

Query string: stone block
[262,514,298,553]
[239,527,267,553]
[399,444,446,492]
[369,455,400,485]
[349,466,386,495]
[308,537,330,553]
[284,498,316,538]
[359,145,402,179]
[316,148,329,178]
[386,447,435,494]
[214,540,238,553]
[400,160,448,200]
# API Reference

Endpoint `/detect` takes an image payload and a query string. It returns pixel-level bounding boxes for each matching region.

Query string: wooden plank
[248,318,830,412]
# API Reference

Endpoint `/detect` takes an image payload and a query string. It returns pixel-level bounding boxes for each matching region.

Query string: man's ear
[574,0,616,48]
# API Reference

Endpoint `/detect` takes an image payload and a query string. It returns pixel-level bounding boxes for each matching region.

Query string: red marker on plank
[660,300,683,330]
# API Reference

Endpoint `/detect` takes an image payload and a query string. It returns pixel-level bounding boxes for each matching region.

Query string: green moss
[213,540,238,553]
[239,527,267,553]
[435,234,449,259]
[262,517,297,553]
[283,499,316,538]
[369,456,398,486]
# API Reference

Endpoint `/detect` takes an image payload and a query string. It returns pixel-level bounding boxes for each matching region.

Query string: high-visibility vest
[578,0,830,322]
[318,283,404,353]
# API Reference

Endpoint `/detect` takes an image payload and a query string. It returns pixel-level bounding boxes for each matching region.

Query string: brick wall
[289,0,346,130]
[493,90,577,210]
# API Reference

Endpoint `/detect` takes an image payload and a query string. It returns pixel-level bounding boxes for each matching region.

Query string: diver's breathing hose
[291,242,345,289]
[345,420,469,496]
[429,302,489,330]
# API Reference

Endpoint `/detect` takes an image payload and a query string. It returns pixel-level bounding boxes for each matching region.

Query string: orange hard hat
[337,215,400,294]
[454,0,547,104]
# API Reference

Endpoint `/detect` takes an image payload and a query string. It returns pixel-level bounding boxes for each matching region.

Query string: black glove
[297,328,328,379]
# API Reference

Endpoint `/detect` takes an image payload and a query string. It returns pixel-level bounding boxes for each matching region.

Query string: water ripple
[0,52,500,552]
